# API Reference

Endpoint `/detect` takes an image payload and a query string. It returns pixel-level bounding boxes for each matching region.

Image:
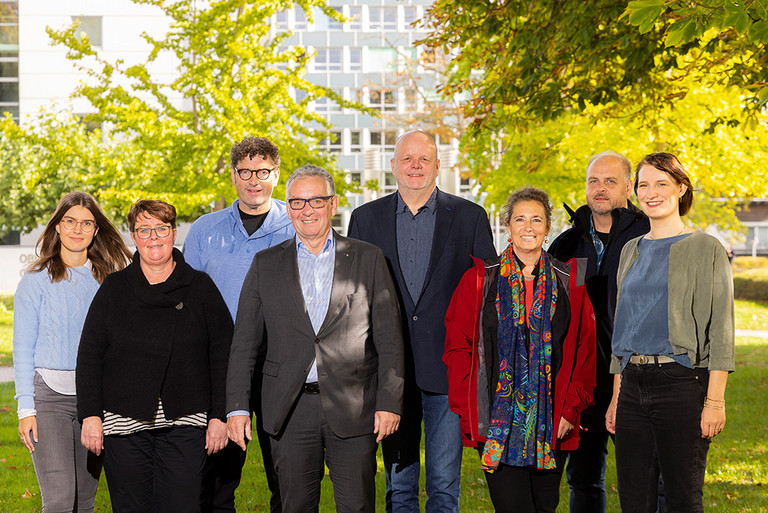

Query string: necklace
[647,225,687,240]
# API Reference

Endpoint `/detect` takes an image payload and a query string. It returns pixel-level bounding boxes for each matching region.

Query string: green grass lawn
[0,336,765,512]
[0,297,766,511]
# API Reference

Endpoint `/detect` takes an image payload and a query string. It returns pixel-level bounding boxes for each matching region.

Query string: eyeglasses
[235,168,274,181]
[287,196,334,210]
[60,217,97,232]
[133,225,173,239]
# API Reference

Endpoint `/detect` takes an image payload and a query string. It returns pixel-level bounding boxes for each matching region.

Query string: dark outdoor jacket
[548,203,649,410]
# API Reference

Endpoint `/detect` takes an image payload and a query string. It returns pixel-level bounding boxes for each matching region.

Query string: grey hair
[285,165,335,199]
[587,150,632,182]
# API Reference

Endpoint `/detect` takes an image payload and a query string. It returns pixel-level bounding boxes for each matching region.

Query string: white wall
[18,0,177,118]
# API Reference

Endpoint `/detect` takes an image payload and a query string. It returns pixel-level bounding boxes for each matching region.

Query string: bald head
[391,130,440,205]
[586,151,633,217]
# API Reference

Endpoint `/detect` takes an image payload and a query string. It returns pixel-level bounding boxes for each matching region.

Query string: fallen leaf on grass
[8,465,17,469]
[21,488,35,498]
[0,457,5,462]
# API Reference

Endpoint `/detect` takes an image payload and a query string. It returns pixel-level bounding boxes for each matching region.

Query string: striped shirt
[296,232,336,383]
[102,398,207,436]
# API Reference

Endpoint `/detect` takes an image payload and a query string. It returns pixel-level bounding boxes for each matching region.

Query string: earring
[507,237,511,243]
[545,236,550,245]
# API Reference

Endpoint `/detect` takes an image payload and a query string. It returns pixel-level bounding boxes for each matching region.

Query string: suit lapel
[418,190,454,303]
[383,194,416,313]
[318,232,355,335]
[279,238,314,332]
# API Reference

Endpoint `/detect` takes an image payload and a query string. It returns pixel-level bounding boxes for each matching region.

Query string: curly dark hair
[501,186,553,228]
[634,152,694,216]
[230,137,280,170]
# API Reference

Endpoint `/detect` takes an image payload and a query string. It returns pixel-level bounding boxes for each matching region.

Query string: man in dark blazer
[226,165,404,513]
[347,130,496,512]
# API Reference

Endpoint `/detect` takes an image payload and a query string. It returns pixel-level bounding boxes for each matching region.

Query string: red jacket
[444,255,596,451]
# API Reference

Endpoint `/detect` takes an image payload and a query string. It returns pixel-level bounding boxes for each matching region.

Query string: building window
[370,130,397,150]
[328,7,342,30]
[349,130,362,152]
[0,1,18,122]
[348,48,361,72]
[314,48,342,72]
[403,7,418,27]
[347,7,362,30]
[369,89,397,112]
[294,9,308,30]
[404,89,419,110]
[314,96,339,113]
[319,131,342,153]
[275,11,288,29]
[72,16,102,47]
[369,7,397,31]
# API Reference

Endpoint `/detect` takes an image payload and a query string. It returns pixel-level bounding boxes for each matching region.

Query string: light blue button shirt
[296,232,336,383]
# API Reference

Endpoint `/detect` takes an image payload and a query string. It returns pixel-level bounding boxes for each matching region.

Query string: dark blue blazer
[348,189,496,393]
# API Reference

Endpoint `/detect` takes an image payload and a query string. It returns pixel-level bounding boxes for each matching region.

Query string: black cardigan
[77,248,233,422]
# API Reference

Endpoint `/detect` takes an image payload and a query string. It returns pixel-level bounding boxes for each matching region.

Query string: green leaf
[748,20,768,43]
[627,3,668,34]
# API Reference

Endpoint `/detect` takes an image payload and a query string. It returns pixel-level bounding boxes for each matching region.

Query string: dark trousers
[615,363,710,513]
[482,450,567,513]
[104,426,206,513]
[565,403,610,513]
[270,391,377,513]
[201,415,281,513]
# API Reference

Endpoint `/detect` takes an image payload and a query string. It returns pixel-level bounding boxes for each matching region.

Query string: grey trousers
[30,373,101,512]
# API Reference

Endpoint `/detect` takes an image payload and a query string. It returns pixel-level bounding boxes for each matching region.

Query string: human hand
[374,411,401,443]
[18,416,37,453]
[557,417,575,440]
[701,404,726,439]
[206,418,229,455]
[81,416,104,456]
[227,415,252,451]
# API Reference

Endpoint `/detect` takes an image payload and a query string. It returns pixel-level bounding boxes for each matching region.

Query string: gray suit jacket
[226,232,405,438]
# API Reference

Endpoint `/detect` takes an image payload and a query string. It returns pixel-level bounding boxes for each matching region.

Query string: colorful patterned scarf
[480,245,558,471]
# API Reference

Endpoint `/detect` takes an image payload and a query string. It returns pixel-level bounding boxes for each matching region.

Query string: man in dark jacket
[548,150,650,513]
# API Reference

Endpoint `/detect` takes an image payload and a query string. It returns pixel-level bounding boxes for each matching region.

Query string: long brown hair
[28,191,131,283]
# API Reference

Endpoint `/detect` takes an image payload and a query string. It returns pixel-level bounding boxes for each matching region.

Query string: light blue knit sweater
[13,265,100,411]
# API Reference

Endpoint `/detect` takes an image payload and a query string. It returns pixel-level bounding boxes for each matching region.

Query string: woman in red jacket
[444,186,596,513]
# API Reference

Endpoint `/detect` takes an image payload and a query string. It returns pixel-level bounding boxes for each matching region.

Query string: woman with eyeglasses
[76,200,233,512]
[13,191,131,512]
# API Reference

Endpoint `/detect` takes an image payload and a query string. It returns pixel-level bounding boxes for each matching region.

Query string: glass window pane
[0,80,18,102]
[348,7,362,30]
[0,104,18,119]
[0,2,19,24]
[349,48,361,72]
[0,25,18,45]
[0,60,16,77]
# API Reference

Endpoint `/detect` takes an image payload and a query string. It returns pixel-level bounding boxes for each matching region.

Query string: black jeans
[615,363,710,513]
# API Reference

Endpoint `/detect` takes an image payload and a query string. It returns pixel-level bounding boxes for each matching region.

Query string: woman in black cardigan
[77,200,233,513]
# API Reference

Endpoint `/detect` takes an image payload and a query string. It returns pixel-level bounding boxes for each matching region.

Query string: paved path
[0,365,14,383]
[0,331,765,384]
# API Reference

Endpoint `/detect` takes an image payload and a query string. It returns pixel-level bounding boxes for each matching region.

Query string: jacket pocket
[263,360,280,377]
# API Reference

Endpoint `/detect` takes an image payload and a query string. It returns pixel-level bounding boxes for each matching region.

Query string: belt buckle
[639,355,648,365]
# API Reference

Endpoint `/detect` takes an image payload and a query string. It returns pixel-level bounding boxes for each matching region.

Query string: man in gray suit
[226,165,405,512]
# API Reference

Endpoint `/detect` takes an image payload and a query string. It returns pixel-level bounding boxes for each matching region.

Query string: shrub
[732,256,768,273]
[733,268,768,303]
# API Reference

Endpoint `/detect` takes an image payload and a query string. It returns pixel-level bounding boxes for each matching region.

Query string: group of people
[13,130,734,513]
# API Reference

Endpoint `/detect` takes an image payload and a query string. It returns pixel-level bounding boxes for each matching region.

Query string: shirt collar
[296,230,335,255]
[396,188,438,215]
